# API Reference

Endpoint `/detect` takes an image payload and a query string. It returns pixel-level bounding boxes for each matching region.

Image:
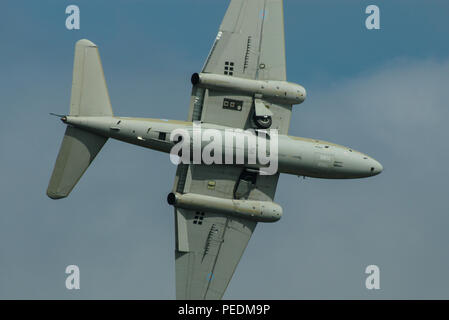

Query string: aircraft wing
[173,164,280,299]
[188,0,292,135]
[203,0,286,81]
[173,0,288,299]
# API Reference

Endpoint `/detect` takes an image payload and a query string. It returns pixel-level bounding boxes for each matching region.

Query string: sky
[1,0,449,299]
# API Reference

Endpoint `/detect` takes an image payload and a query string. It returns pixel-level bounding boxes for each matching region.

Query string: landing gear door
[254,99,273,117]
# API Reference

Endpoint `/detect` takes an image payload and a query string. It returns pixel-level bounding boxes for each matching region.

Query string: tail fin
[69,39,113,117]
[47,39,111,199]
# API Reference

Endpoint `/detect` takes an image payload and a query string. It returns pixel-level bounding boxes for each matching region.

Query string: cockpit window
[158,132,166,141]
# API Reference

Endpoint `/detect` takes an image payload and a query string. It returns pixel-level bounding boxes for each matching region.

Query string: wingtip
[46,189,68,200]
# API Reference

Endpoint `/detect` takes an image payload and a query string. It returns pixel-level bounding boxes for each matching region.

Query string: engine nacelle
[167,192,282,223]
[191,72,306,105]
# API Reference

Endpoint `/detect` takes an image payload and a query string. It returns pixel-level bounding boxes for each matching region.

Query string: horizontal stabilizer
[47,126,107,199]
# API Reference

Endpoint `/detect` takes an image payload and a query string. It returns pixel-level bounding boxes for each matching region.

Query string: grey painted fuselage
[62,115,383,179]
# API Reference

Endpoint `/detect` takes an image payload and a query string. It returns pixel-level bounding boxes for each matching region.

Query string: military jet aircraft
[47,0,382,299]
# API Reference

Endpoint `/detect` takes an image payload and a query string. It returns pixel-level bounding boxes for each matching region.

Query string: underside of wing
[172,164,280,299]
[188,0,293,134]
[203,0,286,81]
[175,208,256,299]
[172,0,288,299]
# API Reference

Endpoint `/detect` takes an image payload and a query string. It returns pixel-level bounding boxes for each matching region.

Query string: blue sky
[1,0,449,299]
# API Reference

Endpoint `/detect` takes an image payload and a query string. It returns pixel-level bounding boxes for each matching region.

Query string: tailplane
[47,39,112,199]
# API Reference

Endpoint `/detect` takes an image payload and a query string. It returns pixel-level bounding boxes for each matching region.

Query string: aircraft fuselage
[62,115,383,179]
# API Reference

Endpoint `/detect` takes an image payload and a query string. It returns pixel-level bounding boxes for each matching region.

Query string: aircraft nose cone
[369,159,383,176]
